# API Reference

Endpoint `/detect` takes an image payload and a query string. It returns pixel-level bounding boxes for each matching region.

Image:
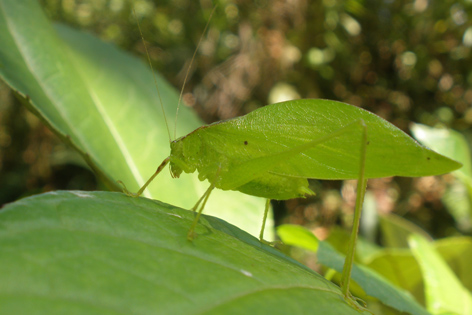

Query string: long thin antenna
[133,9,172,142]
[173,6,217,140]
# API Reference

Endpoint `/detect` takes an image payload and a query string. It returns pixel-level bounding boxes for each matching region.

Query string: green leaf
[0,0,268,237]
[277,224,320,252]
[0,191,362,314]
[409,234,472,315]
[324,226,382,264]
[435,237,472,292]
[379,214,431,248]
[365,250,425,305]
[277,224,430,315]
[411,123,472,183]
[411,123,472,231]
[360,236,472,309]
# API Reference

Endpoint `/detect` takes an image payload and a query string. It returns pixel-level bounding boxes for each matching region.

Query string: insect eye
[244,141,248,145]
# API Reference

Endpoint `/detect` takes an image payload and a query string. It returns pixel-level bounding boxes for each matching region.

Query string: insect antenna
[173,6,217,140]
[133,8,172,142]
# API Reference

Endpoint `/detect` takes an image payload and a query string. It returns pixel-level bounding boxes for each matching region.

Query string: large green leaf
[409,234,472,315]
[277,224,430,315]
[0,191,363,314]
[0,0,268,237]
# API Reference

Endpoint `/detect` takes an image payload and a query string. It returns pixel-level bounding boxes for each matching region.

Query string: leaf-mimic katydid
[120,7,461,311]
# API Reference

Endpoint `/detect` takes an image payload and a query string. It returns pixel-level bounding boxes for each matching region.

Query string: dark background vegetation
[1,0,471,242]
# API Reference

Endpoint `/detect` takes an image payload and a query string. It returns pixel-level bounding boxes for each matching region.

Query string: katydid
[122,97,460,308]
[120,8,461,311]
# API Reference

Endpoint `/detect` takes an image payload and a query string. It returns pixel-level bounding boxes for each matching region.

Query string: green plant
[0,1,466,314]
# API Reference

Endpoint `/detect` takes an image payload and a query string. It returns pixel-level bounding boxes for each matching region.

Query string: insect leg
[118,157,170,197]
[259,199,271,241]
[187,182,216,240]
[221,120,369,252]
[258,199,282,246]
[221,120,369,294]
[187,164,223,240]
[339,120,369,309]
[190,187,210,213]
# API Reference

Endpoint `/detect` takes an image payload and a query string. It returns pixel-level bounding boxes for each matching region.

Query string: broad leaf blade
[0,191,361,314]
[409,234,472,315]
[0,0,268,237]
[277,224,430,315]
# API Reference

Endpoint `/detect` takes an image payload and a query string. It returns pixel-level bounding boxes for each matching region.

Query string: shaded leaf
[358,236,472,309]
[325,226,382,264]
[277,224,430,315]
[365,250,424,305]
[379,214,431,248]
[0,191,361,314]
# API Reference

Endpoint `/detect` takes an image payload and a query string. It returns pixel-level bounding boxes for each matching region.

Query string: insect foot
[117,180,139,197]
[343,292,373,314]
[187,228,197,241]
[259,239,283,247]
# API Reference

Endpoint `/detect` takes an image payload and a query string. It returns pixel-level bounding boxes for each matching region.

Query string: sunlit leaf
[409,234,472,315]
[411,123,471,182]
[0,0,268,237]
[435,237,472,292]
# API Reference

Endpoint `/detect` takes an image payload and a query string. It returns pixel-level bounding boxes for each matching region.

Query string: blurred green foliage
[36,0,472,128]
[1,0,472,240]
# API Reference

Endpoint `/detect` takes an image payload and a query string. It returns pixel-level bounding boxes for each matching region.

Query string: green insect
[122,98,460,306]
[121,8,461,311]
